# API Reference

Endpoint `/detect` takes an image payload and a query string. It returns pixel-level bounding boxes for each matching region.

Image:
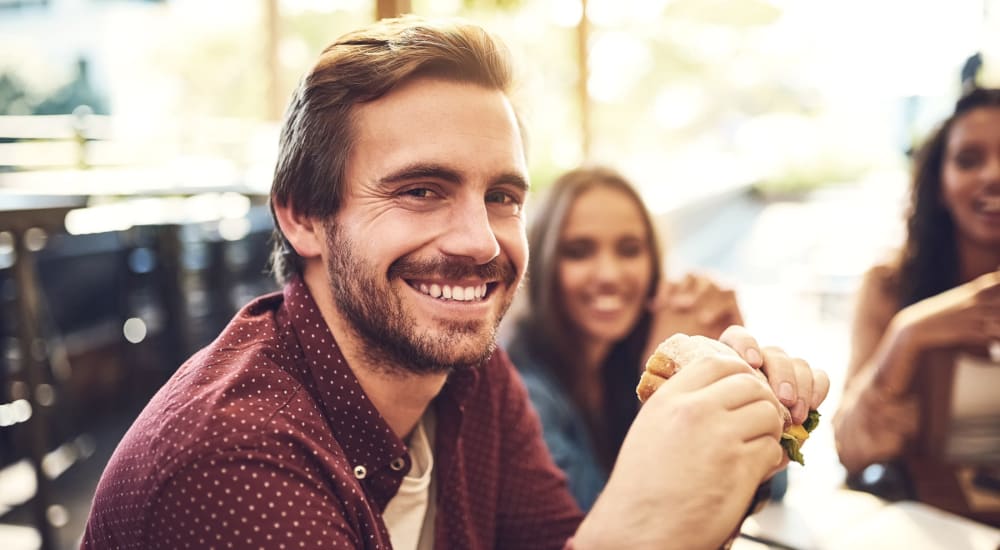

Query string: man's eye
[486,190,523,215]
[486,191,515,204]
[402,188,435,198]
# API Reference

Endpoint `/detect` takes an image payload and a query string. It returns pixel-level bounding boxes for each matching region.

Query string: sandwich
[636,333,820,465]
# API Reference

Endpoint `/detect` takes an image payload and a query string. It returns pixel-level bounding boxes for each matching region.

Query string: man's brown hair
[269,15,517,283]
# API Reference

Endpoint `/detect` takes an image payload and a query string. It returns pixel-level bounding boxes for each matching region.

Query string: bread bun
[636,333,794,435]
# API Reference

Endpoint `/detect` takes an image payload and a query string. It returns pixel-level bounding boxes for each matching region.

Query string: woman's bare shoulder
[860,257,901,298]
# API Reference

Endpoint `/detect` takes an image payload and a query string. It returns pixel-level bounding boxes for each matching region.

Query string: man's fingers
[788,355,813,425]
[716,333,828,426]
[743,435,787,481]
[809,368,831,412]
[759,348,827,425]
[758,346,798,411]
[736,401,786,481]
[730,400,785,442]
[719,325,763,367]
[664,356,755,394]
[697,370,779,413]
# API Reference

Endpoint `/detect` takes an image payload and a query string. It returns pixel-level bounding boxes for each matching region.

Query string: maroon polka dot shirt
[82,277,583,549]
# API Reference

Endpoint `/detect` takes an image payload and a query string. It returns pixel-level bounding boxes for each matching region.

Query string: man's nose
[440,202,501,265]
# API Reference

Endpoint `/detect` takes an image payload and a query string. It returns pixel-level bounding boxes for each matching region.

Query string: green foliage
[752,160,871,198]
[781,432,805,465]
[803,409,820,433]
[780,410,820,466]
[0,59,109,116]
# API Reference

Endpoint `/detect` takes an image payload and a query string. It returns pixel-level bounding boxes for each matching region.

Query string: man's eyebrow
[378,163,463,186]
[377,163,530,192]
[492,173,530,193]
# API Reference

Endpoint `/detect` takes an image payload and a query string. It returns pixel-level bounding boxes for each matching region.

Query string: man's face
[325,77,529,374]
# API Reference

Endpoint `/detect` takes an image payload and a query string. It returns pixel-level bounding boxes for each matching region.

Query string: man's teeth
[417,283,488,301]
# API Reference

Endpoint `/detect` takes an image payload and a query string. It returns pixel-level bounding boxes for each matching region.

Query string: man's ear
[272,200,325,259]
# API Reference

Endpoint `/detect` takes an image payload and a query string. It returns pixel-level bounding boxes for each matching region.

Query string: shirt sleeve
[142,449,361,549]
[521,371,607,511]
[494,360,585,550]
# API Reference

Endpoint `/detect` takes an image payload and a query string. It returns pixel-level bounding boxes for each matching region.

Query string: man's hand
[719,326,830,428]
[574,327,830,549]
[575,350,789,548]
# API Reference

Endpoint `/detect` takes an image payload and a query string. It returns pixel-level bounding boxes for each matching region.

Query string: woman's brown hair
[516,166,663,465]
[898,88,1000,306]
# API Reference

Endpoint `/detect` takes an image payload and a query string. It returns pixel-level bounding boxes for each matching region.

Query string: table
[736,487,1000,550]
[906,459,1000,527]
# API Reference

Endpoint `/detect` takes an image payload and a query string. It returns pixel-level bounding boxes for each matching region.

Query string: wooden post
[3,202,81,550]
[376,0,412,20]
[576,0,592,160]
[264,0,283,121]
[12,228,56,550]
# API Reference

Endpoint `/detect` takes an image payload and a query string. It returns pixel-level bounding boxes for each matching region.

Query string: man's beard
[325,222,518,375]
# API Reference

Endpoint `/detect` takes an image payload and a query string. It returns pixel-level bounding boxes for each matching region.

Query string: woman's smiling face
[941,106,1000,249]
[556,185,655,346]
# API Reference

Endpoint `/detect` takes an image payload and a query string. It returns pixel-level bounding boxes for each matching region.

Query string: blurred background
[1,0,999,548]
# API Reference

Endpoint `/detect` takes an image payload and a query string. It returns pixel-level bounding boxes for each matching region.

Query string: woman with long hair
[833,89,1000,521]
[505,166,743,510]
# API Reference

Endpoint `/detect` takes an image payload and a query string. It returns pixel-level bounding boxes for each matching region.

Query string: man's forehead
[353,77,519,128]
[346,77,529,186]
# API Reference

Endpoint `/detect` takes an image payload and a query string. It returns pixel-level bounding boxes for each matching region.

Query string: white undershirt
[382,410,437,550]
[945,353,1000,463]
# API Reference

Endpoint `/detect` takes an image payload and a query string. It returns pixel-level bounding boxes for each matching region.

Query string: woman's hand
[896,269,1000,351]
[834,368,919,475]
[647,273,743,342]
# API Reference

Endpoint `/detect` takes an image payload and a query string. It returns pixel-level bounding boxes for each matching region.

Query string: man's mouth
[390,256,518,304]
[408,281,491,302]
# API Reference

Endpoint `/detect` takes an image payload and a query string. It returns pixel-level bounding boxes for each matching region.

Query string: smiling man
[82,16,829,550]
[308,75,527,381]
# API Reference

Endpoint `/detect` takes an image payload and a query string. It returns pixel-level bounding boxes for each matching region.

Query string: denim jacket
[507,339,607,511]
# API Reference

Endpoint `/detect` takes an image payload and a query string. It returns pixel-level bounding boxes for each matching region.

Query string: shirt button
[353,465,367,479]
[390,457,406,471]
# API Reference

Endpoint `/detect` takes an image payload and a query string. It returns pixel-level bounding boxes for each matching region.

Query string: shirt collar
[282,277,410,509]
[281,276,484,509]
